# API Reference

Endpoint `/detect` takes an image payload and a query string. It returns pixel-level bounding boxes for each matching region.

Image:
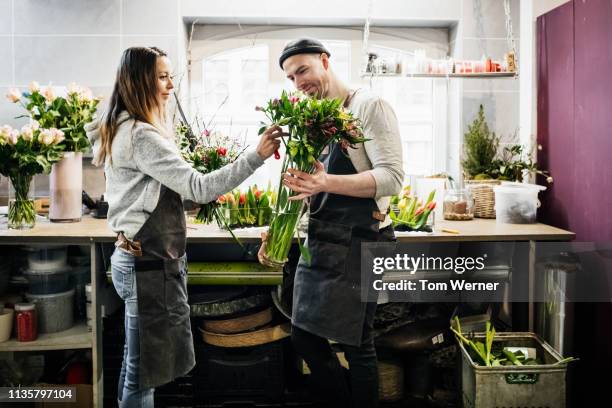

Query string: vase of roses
[7,82,100,222]
[256,91,368,269]
[0,123,64,229]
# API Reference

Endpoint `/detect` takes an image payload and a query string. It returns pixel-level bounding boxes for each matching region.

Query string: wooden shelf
[0,323,92,352]
[361,72,517,79]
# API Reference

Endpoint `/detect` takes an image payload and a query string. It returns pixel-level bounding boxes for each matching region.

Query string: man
[273,38,404,407]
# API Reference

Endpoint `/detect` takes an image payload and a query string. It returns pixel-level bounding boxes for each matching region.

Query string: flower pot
[8,174,36,230]
[49,152,83,222]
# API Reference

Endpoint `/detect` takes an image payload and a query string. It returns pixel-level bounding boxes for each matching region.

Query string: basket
[199,323,291,347]
[466,180,501,219]
[202,307,273,334]
[458,332,567,408]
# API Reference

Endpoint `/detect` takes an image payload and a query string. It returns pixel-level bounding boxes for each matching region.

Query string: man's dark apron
[292,139,395,346]
[131,185,195,389]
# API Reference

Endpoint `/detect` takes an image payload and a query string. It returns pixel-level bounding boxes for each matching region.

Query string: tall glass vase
[49,152,83,222]
[8,174,36,230]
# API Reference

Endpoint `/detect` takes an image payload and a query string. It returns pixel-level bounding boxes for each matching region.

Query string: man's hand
[283,161,328,200]
[257,232,268,264]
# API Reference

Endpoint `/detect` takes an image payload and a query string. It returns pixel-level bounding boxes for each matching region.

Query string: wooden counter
[0,215,574,243]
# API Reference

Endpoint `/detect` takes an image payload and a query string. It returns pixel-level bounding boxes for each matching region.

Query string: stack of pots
[23,245,75,334]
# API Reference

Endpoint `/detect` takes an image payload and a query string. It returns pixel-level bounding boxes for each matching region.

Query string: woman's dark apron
[130,185,195,389]
[292,140,395,346]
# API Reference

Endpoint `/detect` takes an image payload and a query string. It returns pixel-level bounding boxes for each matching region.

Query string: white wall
[534,0,572,18]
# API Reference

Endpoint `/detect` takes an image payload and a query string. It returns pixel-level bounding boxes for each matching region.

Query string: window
[191,27,448,190]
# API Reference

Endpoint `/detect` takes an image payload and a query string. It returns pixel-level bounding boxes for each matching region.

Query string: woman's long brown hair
[94,46,168,166]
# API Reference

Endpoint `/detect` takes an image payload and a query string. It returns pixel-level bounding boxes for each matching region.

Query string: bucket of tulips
[0,123,65,229]
[256,91,369,269]
[215,185,275,229]
[389,188,437,232]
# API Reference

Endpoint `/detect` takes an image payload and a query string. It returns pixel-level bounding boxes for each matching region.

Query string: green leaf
[298,242,311,266]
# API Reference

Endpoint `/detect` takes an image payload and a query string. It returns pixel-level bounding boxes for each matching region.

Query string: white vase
[49,152,83,222]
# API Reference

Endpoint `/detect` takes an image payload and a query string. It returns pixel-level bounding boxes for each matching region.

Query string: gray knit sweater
[86,112,264,240]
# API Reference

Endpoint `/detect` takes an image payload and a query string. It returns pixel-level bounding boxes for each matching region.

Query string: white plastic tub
[494,182,547,224]
[0,308,14,342]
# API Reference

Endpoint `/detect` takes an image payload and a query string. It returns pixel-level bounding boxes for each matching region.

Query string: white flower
[29,81,40,93]
[67,82,80,95]
[546,176,554,183]
[43,85,55,102]
[6,88,21,103]
[21,125,34,142]
[0,125,13,143]
[8,129,19,145]
[79,87,93,102]
[40,129,55,145]
[30,120,40,131]
[52,128,65,144]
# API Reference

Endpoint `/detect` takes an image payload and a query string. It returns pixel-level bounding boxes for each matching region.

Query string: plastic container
[24,268,71,294]
[494,182,547,224]
[459,332,567,408]
[443,189,475,221]
[25,245,68,271]
[15,303,37,342]
[0,307,14,342]
[25,289,74,334]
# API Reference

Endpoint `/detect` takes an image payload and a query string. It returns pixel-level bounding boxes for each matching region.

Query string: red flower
[217,195,226,203]
[255,190,262,200]
[216,147,227,156]
[427,201,436,211]
[414,207,425,217]
[239,193,246,205]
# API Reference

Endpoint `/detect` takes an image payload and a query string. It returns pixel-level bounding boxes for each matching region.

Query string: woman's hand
[256,126,285,160]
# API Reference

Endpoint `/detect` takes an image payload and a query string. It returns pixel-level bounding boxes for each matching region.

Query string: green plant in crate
[389,188,436,232]
[450,316,577,368]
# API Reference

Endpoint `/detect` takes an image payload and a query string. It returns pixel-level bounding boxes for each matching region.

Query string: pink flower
[289,96,300,104]
[0,125,15,144]
[6,88,21,103]
[67,82,80,95]
[40,129,55,145]
[201,129,210,137]
[8,128,20,145]
[43,85,55,102]
[52,128,65,144]
[30,120,40,131]
[255,106,264,111]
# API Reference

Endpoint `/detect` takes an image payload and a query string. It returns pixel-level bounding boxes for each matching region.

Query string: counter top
[0,215,575,244]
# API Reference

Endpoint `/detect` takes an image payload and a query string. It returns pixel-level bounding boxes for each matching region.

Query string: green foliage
[462,104,499,179]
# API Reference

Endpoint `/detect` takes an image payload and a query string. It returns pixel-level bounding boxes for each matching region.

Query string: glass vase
[8,174,36,230]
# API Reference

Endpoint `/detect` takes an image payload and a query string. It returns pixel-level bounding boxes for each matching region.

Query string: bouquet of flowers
[7,82,101,152]
[0,122,65,229]
[176,121,246,230]
[215,184,275,228]
[256,91,369,268]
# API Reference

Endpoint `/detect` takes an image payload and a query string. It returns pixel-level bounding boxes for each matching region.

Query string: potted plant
[8,82,101,222]
[0,123,64,229]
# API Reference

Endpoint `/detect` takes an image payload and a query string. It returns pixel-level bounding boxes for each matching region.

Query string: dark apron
[292,140,395,346]
[131,185,195,389]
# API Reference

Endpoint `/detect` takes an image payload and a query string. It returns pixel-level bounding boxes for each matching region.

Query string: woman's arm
[132,126,264,204]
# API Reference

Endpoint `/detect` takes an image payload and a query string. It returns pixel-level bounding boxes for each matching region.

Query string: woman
[86,46,282,407]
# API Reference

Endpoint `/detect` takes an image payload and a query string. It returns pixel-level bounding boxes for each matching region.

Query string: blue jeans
[111,248,155,407]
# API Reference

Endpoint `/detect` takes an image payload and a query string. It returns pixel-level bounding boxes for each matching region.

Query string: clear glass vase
[8,174,36,230]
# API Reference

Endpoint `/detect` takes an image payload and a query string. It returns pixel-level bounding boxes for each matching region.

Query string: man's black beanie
[279,38,331,69]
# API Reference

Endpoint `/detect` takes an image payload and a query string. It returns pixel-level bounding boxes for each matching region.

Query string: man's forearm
[326,171,377,198]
